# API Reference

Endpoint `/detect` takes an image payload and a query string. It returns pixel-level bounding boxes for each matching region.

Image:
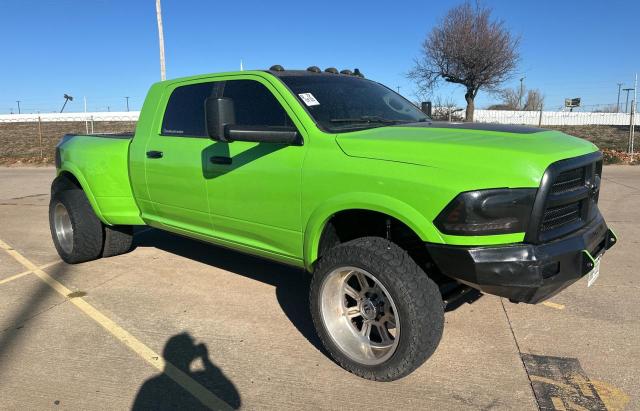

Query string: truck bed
[56,133,142,225]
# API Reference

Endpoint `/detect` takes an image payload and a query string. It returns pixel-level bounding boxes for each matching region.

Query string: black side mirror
[205,96,301,145]
[205,97,235,141]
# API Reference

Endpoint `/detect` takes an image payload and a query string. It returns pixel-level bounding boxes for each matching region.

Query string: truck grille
[526,152,603,243]
[541,201,582,232]
[550,167,585,194]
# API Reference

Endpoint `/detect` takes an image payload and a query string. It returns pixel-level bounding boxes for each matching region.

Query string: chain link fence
[0,108,636,164]
[0,115,136,163]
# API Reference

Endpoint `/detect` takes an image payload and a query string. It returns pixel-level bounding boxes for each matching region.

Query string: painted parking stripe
[0,261,61,286]
[0,238,231,411]
[542,301,566,310]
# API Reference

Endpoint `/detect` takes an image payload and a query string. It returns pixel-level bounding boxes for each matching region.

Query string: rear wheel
[102,225,134,258]
[310,237,444,381]
[49,189,104,264]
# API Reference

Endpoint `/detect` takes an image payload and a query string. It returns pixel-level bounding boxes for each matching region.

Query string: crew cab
[49,66,617,381]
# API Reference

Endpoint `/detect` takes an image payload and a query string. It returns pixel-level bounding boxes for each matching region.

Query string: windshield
[278,75,429,132]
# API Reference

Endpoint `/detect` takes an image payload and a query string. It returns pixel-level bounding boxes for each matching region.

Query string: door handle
[146,150,163,159]
[210,156,232,165]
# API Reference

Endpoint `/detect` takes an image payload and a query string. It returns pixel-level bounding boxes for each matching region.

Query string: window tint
[279,75,428,133]
[222,80,291,127]
[162,82,219,137]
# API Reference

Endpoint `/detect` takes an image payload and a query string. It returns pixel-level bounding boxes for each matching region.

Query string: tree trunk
[464,90,475,122]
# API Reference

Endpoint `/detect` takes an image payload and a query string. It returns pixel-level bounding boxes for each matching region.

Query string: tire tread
[310,236,444,381]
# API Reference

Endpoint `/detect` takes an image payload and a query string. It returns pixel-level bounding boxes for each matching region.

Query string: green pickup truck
[50,66,617,381]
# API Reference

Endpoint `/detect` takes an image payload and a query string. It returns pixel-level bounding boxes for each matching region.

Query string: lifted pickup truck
[50,66,617,381]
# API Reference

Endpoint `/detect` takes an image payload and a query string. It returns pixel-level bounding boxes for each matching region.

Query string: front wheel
[310,237,444,381]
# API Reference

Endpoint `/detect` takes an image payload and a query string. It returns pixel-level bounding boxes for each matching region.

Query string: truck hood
[335,123,598,186]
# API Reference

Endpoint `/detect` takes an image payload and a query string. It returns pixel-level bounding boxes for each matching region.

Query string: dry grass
[0,121,135,165]
[550,125,638,165]
[0,122,636,165]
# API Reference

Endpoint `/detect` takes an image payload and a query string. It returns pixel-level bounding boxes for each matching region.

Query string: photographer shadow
[132,332,241,410]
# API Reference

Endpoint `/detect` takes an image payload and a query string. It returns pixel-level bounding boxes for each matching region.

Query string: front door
[204,78,306,259]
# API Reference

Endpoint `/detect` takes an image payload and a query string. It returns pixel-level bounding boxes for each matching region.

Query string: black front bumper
[426,215,617,304]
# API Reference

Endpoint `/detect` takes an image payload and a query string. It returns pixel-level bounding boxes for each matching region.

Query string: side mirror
[205,97,235,141]
[205,97,301,145]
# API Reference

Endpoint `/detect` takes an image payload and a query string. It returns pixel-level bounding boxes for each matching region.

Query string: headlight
[434,189,537,235]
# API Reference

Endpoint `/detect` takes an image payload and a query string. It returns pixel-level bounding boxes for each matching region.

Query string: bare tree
[491,86,544,110]
[431,95,464,121]
[523,89,544,111]
[409,2,520,121]
[497,88,521,110]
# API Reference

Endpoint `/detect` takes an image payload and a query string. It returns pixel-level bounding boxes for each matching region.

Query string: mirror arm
[225,125,301,145]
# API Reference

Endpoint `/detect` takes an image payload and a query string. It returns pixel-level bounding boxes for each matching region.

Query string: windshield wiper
[329,116,408,125]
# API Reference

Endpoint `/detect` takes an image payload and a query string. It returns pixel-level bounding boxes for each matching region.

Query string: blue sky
[0,0,638,113]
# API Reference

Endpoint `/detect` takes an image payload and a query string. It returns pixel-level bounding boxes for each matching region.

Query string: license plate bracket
[582,250,602,287]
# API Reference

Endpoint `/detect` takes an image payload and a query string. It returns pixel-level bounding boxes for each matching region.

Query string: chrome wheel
[54,202,74,254]
[320,267,400,365]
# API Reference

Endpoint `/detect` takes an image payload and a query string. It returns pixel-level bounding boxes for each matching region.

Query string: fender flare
[302,192,444,271]
[55,164,109,224]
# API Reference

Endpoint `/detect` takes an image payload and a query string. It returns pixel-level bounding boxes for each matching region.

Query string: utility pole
[155,0,166,81]
[623,88,634,113]
[396,86,401,94]
[617,83,623,112]
[16,100,21,114]
[630,73,637,159]
[519,77,525,110]
[125,96,130,112]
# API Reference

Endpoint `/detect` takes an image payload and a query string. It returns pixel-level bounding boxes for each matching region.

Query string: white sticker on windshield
[298,93,320,106]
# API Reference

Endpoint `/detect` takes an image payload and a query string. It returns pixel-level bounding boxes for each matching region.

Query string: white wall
[0,110,634,127]
[0,112,140,122]
[473,110,633,126]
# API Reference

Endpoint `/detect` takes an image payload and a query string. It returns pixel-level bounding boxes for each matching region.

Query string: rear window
[161,82,219,137]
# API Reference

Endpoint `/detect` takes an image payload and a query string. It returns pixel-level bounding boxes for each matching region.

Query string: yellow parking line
[0,238,231,411]
[0,261,60,286]
[542,301,566,310]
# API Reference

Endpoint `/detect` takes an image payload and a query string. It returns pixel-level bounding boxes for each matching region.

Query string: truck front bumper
[426,216,617,304]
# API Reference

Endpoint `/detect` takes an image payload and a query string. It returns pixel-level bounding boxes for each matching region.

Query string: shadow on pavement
[132,332,241,410]
[0,262,68,378]
[134,229,325,354]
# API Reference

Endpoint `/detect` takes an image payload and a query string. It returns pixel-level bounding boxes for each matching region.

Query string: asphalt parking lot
[0,166,638,410]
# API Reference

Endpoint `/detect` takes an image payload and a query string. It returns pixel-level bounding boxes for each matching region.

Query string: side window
[162,82,221,137]
[222,80,292,127]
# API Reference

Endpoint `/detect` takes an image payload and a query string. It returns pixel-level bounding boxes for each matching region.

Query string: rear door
[143,81,221,236]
